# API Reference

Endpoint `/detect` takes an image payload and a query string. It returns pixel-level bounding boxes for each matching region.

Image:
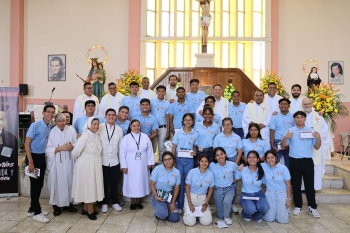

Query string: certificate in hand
[186,206,204,217]
[300,131,314,139]
[178,150,193,158]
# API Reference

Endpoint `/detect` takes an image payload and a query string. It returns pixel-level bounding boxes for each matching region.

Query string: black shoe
[119,201,125,206]
[68,205,77,212]
[136,203,144,209]
[87,213,97,220]
[81,209,98,215]
[130,204,136,210]
[53,205,62,216]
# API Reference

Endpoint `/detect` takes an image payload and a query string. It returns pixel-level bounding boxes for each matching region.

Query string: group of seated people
[24,76,323,226]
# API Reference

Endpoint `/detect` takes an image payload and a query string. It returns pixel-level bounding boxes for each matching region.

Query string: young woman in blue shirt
[242,123,270,163]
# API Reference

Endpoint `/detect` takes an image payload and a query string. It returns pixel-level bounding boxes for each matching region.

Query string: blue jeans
[233,128,244,140]
[274,139,290,168]
[194,147,214,168]
[151,195,180,222]
[213,184,235,219]
[227,156,238,205]
[240,190,269,220]
[176,157,194,210]
[264,189,289,223]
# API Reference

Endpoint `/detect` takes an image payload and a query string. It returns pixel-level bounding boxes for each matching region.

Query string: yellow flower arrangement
[260,70,289,97]
[116,69,143,96]
[308,82,348,132]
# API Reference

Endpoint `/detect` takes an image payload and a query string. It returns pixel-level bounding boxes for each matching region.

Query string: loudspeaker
[19,84,28,95]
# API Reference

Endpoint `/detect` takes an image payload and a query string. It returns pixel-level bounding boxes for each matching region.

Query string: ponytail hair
[245,150,265,181]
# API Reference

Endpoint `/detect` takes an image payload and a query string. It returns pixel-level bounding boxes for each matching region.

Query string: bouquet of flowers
[260,70,288,97]
[116,69,143,96]
[224,83,235,102]
[308,82,348,132]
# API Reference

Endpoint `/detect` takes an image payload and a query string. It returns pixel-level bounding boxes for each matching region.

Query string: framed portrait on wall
[329,61,344,85]
[48,54,66,81]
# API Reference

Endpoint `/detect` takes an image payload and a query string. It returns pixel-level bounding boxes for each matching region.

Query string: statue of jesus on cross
[198,0,212,53]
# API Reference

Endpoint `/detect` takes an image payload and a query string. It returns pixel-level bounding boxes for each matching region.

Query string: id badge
[106,145,113,153]
[135,152,142,160]
[1,147,13,158]
[277,143,282,150]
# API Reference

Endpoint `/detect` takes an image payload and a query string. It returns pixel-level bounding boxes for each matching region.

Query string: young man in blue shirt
[228,90,246,139]
[25,104,56,223]
[150,85,170,164]
[269,98,294,168]
[120,81,142,116]
[281,111,321,218]
[185,79,206,110]
[73,100,105,134]
[116,106,130,137]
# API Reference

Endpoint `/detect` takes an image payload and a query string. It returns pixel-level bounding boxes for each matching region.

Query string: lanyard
[130,132,141,150]
[105,123,116,143]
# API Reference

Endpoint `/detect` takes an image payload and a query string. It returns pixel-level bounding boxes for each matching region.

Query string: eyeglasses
[85,87,93,90]
[184,119,193,122]
[163,158,173,162]
[109,87,116,90]
[45,111,55,114]
[223,123,232,126]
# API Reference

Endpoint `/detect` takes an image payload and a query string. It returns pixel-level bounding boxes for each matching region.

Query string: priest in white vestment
[290,84,304,114]
[302,98,330,190]
[165,75,178,103]
[72,82,99,125]
[137,77,157,99]
[263,82,283,116]
[243,90,271,140]
[45,113,77,216]
[119,119,154,210]
[99,82,125,117]
[196,84,229,119]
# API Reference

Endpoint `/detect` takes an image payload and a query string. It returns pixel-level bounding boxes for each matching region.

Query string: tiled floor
[0,197,350,233]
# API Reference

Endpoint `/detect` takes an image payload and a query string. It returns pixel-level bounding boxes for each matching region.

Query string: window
[142,0,269,86]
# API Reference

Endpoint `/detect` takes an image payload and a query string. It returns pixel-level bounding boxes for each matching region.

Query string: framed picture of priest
[328,61,344,85]
[48,54,66,81]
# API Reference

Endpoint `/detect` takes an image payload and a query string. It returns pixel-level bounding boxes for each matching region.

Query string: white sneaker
[224,217,232,225]
[27,211,48,217]
[244,218,251,222]
[256,218,263,222]
[231,204,239,214]
[112,204,122,211]
[101,204,108,213]
[293,207,302,216]
[32,214,49,223]
[309,207,320,218]
[178,209,183,215]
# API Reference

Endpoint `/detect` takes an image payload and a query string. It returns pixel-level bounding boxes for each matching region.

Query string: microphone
[44,87,56,105]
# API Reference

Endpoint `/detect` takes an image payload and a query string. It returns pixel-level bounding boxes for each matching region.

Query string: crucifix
[315,117,320,124]
[197,0,213,53]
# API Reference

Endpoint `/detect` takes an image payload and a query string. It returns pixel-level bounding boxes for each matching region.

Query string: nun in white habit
[119,119,154,210]
[46,113,77,216]
[71,117,104,220]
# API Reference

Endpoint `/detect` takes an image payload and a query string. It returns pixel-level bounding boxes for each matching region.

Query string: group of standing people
[24,75,330,226]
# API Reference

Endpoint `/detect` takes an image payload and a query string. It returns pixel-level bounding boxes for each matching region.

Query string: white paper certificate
[178,150,193,158]
[300,131,314,139]
[242,196,260,201]
[186,206,204,217]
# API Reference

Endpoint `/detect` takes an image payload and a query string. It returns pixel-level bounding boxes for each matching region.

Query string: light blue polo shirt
[120,95,141,116]
[228,102,246,128]
[235,166,263,193]
[26,119,52,153]
[196,113,222,127]
[130,111,159,137]
[167,100,195,129]
[150,164,181,192]
[261,163,290,191]
[74,115,105,134]
[242,138,270,158]
[185,90,206,110]
[115,118,130,136]
[270,112,295,140]
[186,167,214,195]
[194,122,220,148]
[150,98,170,126]
[172,128,198,152]
[209,161,238,187]
[213,132,242,158]
[285,126,317,159]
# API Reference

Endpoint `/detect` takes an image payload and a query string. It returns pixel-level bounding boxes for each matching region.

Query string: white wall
[0,0,11,87]
[278,0,350,101]
[23,0,129,99]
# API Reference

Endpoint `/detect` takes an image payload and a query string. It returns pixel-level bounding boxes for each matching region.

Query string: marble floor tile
[66,223,101,233]
[36,222,72,233]
[104,213,135,226]
[96,224,128,233]
[126,226,156,233]
[0,220,20,233]
[7,221,44,233]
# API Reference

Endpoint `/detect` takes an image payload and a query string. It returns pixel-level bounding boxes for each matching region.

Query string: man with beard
[290,84,304,114]
[242,90,271,140]
[165,75,178,103]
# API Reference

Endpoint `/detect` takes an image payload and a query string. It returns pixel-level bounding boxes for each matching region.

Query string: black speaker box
[19,84,28,95]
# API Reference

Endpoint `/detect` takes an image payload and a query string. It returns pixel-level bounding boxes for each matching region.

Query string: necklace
[270,165,276,179]
[219,162,227,179]
[198,169,207,187]
[166,169,172,184]
[249,167,258,184]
